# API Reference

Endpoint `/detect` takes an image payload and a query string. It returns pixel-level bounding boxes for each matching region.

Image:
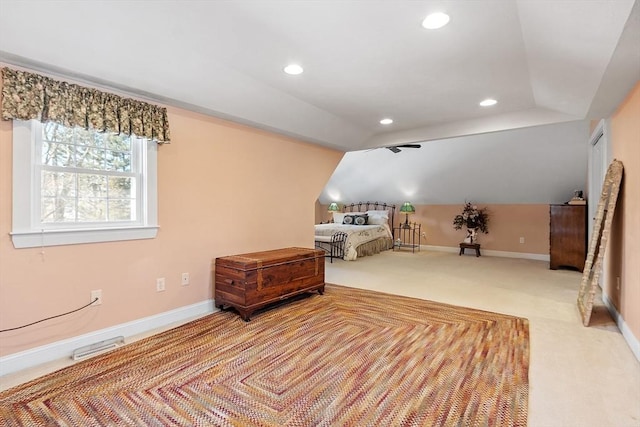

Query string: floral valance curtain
[1,67,170,143]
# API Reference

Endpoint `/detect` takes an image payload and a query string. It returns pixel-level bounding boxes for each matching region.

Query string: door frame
[587,119,610,244]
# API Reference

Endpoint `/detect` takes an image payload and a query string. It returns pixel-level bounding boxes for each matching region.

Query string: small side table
[459,242,481,257]
[393,222,421,253]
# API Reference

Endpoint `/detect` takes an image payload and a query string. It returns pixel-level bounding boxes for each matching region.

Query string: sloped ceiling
[319,120,590,205]
[0,1,638,151]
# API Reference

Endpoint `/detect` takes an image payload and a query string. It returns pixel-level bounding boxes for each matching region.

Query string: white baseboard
[0,299,217,377]
[423,245,550,261]
[602,293,640,363]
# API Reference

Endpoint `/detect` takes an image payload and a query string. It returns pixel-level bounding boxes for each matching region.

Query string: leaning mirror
[577,159,623,326]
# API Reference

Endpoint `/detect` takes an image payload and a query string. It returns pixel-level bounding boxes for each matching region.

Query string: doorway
[588,120,609,244]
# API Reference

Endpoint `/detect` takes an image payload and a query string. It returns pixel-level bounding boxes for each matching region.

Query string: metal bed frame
[342,201,396,239]
[314,231,348,263]
[315,202,396,262]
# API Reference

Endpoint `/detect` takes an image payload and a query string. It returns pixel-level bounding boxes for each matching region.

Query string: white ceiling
[0,0,638,151]
[319,120,590,205]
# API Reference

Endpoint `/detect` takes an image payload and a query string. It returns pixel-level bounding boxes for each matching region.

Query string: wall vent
[72,336,125,360]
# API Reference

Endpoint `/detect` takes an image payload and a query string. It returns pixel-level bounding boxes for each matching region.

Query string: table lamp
[327,202,340,222]
[399,202,415,228]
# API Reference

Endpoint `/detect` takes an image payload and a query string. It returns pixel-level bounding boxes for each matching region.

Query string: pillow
[366,210,389,218]
[368,215,387,225]
[354,214,368,225]
[366,210,389,225]
[343,214,368,225]
[333,212,346,224]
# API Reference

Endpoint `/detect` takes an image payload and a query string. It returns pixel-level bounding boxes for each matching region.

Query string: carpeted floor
[0,284,529,426]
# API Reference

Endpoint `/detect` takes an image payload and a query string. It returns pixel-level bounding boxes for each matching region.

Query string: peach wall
[319,203,550,255]
[315,199,333,224]
[607,81,640,342]
[414,204,549,254]
[0,78,343,356]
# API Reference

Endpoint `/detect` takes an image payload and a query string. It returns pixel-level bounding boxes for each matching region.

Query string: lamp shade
[399,202,415,213]
[327,202,340,212]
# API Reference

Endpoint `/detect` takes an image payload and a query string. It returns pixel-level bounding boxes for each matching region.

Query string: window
[12,120,158,248]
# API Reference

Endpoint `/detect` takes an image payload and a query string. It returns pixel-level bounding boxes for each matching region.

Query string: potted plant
[453,202,489,243]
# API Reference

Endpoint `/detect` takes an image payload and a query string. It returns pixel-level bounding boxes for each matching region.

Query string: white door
[587,119,611,294]
[588,122,607,244]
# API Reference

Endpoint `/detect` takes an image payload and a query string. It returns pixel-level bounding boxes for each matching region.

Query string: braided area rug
[0,284,529,426]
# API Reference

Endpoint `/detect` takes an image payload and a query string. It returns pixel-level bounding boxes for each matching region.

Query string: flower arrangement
[453,202,489,234]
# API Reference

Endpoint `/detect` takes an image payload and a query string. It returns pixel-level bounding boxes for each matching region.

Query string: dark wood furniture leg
[459,243,481,257]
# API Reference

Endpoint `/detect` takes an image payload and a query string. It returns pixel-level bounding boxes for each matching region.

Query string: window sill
[11,226,159,249]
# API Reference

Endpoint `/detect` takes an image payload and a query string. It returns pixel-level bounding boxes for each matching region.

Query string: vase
[465,228,478,244]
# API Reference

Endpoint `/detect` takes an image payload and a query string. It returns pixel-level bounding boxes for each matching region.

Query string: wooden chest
[214,247,325,321]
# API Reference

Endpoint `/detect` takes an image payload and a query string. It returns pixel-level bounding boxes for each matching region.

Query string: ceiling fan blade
[383,143,421,153]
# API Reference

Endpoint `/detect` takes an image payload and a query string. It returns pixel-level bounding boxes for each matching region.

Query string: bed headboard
[342,201,396,232]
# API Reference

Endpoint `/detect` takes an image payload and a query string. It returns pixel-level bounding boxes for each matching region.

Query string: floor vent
[72,336,125,360]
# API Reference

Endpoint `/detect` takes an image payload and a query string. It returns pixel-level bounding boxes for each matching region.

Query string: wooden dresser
[214,247,325,321]
[549,204,587,271]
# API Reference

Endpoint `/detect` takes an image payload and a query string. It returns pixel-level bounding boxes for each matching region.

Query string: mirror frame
[577,159,623,326]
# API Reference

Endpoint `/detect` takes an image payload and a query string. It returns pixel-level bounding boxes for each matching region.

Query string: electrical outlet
[181,273,190,286]
[156,277,166,292]
[519,237,525,244]
[421,232,426,238]
[90,289,102,305]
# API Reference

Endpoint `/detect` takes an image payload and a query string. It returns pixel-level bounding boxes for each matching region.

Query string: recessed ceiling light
[479,98,498,107]
[380,118,393,125]
[422,12,450,30]
[284,64,303,75]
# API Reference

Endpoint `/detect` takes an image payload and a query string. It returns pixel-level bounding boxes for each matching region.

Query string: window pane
[42,142,75,167]
[41,196,76,222]
[78,174,107,198]
[109,176,133,198]
[43,122,74,143]
[106,151,131,172]
[109,199,134,221]
[33,121,147,231]
[91,130,106,147]
[74,127,102,147]
[106,133,131,151]
[41,171,76,197]
[75,146,106,170]
[77,198,107,221]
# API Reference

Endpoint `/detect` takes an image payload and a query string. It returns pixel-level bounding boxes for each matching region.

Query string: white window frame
[11,120,158,248]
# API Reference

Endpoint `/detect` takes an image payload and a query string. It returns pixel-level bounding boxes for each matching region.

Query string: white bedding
[314,223,392,261]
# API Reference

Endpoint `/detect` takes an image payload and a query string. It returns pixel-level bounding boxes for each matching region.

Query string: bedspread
[314,223,392,261]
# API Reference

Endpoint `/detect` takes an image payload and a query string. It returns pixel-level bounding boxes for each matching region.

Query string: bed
[314,202,395,261]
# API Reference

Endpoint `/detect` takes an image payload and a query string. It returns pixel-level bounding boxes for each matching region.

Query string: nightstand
[393,222,421,253]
